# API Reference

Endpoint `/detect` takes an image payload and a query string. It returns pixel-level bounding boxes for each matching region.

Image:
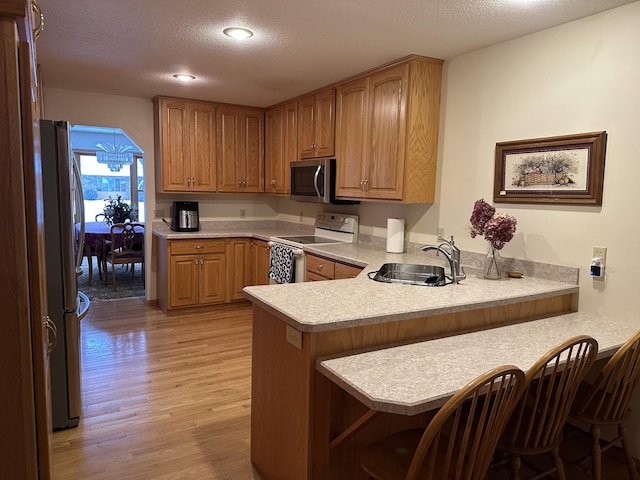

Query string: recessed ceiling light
[173,74,196,81]
[223,27,253,39]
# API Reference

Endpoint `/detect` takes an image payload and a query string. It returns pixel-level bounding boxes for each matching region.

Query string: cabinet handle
[363,179,369,192]
[311,142,317,151]
[45,315,57,354]
[317,264,323,269]
[243,180,247,187]
[195,245,203,251]
[360,180,365,192]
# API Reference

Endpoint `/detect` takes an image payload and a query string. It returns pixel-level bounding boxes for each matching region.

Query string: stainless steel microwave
[290,158,359,204]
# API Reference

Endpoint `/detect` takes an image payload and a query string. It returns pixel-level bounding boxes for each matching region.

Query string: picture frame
[493,131,607,205]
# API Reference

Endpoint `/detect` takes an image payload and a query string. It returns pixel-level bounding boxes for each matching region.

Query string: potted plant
[102,195,132,225]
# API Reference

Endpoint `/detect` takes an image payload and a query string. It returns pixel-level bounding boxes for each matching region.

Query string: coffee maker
[172,201,199,232]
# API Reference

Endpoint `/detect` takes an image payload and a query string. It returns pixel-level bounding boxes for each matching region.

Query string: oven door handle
[268,241,305,257]
[313,165,322,199]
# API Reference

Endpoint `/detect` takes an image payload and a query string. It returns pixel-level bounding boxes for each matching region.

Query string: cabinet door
[334,262,363,279]
[169,254,200,307]
[314,88,335,158]
[200,253,227,304]
[284,100,298,170]
[217,105,243,192]
[217,105,264,192]
[265,102,295,194]
[242,108,265,193]
[336,77,369,198]
[252,239,271,286]
[298,94,316,158]
[227,238,252,301]
[265,105,284,193]
[157,98,191,191]
[190,102,217,192]
[365,65,408,200]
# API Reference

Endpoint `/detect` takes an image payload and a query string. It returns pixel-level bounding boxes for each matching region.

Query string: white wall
[438,2,640,319]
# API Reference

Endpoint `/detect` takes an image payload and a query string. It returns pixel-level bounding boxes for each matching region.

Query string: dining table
[75,221,144,285]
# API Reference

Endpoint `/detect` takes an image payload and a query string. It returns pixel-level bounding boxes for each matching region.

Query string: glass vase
[484,244,501,280]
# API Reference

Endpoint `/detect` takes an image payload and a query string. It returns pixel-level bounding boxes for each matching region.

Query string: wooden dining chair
[359,365,526,480]
[102,222,145,291]
[496,335,598,480]
[569,330,640,480]
[81,243,102,286]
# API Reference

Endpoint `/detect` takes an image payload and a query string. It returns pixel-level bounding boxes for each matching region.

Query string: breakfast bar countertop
[243,243,579,333]
[316,313,637,416]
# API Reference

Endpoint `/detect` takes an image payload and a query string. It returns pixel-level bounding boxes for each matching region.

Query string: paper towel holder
[386,218,405,253]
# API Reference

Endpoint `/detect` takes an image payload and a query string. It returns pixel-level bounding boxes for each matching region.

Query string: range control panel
[315,213,359,234]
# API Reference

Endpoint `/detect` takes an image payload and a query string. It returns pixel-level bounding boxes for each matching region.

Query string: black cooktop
[275,235,341,245]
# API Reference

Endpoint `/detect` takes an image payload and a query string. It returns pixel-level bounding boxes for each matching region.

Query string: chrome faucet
[421,235,466,284]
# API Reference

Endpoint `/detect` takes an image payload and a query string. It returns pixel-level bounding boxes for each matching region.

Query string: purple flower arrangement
[469,199,517,250]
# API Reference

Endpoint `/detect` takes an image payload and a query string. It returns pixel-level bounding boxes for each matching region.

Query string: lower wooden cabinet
[157,236,272,313]
[252,239,271,286]
[228,238,253,301]
[305,253,363,281]
[157,237,362,312]
[166,239,227,309]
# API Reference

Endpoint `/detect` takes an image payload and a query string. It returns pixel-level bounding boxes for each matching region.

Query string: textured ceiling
[35,0,636,107]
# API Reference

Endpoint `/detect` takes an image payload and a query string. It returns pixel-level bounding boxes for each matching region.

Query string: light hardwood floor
[53,298,634,480]
[52,298,261,480]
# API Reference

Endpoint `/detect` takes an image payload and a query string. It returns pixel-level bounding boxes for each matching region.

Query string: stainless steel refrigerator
[41,119,87,429]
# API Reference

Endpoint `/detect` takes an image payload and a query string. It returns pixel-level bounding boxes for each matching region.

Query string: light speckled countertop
[243,242,578,332]
[317,313,637,415]
[152,222,578,333]
[151,222,309,242]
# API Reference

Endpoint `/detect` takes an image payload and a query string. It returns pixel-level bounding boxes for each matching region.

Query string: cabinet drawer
[170,239,226,255]
[306,271,331,282]
[306,253,335,278]
[334,262,363,279]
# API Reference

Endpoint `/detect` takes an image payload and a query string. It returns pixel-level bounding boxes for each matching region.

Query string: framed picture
[493,131,607,205]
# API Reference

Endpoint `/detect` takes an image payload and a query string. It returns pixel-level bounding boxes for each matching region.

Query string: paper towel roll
[386,218,405,253]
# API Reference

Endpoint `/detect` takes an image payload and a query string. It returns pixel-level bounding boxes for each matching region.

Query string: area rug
[76,256,145,302]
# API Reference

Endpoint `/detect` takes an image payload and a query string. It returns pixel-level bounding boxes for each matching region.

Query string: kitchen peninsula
[243,249,579,480]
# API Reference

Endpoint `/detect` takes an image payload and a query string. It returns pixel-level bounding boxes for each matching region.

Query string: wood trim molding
[0,0,27,18]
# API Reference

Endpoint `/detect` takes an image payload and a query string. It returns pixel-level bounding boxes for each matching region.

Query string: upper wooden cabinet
[335,57,443,202]
[217,104,265,193]
[298,88,335,159]
[265,101,297,195]
[154,97,217,193]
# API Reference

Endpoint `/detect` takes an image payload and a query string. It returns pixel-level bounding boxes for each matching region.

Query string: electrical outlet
[240,208,246,218]
[154,209,164,218]
[437,227,445,239]
[593,246,607,265]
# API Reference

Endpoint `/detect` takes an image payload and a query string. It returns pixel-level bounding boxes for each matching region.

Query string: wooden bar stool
[496,335,598,480]
[359,365,526,480]
[569,330,640,480]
